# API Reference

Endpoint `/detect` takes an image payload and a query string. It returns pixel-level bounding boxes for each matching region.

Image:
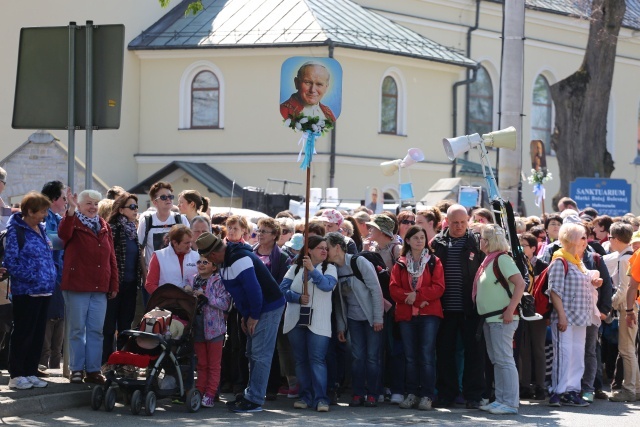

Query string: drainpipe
[328,41,336,188]
[450,0,481,178]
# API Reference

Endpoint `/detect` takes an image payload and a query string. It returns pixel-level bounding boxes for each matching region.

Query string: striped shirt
[441,235,467,311]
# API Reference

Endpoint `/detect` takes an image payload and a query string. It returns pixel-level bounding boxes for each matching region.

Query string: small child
[186,257,231,408]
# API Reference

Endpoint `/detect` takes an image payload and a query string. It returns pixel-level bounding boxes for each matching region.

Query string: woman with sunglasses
[281,236,337,412]
[185,256,231,408]
[397,211,416,242]
[102,193,143,365]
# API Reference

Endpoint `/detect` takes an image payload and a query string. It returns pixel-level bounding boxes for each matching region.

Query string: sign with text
[569,178,631,216]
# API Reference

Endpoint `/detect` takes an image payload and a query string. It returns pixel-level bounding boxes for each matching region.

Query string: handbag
[297,306,314,326]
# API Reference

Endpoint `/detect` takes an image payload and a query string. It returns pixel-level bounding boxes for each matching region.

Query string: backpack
[490,253,537,320]
[141,213,183,251]
[531,257,568,318]
[0,226,26,283]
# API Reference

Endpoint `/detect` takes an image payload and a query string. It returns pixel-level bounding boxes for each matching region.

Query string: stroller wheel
[130,390,142,415]
[90,386,104,410]
[145,391,157,416]
[104,387,117,412]
[186,388,201,413]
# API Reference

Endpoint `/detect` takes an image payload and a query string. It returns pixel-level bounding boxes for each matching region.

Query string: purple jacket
[186,274,231,340]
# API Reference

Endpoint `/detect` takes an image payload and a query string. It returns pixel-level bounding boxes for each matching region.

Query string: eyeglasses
[520,244,530,248]
[125,204,139,210]
[155,194,175,201]
[282,229,292,235]
[314,246,328,251]
[196,260,210,265]
[256,229,274,234]
[401,220,416,225]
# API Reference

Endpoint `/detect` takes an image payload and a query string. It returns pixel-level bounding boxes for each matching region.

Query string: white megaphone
[482,126,517,150]
[400,148,424,168]
[380,159,402,176]
[442,133,482,161]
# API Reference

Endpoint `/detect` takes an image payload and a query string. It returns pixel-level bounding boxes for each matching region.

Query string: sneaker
[548,393,561,407]
[293,400,308,409]
[480,401,501,412]
[201,393,215,408]
[36,369,49,378]
[8,377,33,390]
[488,403,518,415]
[277,385,289,396]
[594,389,608,400]
[390,393,404,404]
[399,394,418,409]
[582,391,594,402]
[364,395,378,407]
[479,398,490,407]
[349,395,364,407]
[287,385,300,398]
[26,376,48,388]
[560,391,589,407]
[378,394,385,403]
[317,401,329,412]
[609,390,636,402]
[230,397,263,413]
[418,396,433,411]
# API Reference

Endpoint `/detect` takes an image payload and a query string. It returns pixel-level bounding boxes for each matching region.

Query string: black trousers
[9,295,50,378]
[102,281,138,364]
[435,311,485,402]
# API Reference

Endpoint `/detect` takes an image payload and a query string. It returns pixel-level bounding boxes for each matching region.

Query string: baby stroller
[90,284,200,415]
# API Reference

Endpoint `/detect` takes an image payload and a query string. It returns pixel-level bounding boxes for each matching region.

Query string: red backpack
[531,258,568,317]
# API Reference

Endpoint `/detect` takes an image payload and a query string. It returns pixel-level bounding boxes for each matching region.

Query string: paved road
[2,394,640,426]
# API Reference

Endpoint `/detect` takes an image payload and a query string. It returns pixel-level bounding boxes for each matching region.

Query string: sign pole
[67,22,76,191]
[85,21,93,190]
[302,164,310,296]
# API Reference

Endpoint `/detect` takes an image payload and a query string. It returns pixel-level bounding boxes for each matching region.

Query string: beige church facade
[1,0,639,215]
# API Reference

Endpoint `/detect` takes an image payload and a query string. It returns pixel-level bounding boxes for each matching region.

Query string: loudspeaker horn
[442,133,482,161]
[401,148,425,168]
[380,159,402,176]
[482,126,517,150]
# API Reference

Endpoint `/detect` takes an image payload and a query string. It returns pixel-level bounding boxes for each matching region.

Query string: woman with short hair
[59,188,118,385]
[144,224,199,294]
[225,215,248,244]
[4,192,57,390]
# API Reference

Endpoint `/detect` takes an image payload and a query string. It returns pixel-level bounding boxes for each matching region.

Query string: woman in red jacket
[59,188,118,385]
[389,226,445,411]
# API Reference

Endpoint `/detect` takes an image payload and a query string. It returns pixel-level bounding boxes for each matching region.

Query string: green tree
[159,0,203,15]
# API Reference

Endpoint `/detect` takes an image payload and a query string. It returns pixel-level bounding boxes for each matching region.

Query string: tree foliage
[550,0,626,206]
[158,0,203,16]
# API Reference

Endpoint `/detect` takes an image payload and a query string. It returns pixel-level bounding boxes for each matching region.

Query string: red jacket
[58,214,119,294]
[389,255,445,321]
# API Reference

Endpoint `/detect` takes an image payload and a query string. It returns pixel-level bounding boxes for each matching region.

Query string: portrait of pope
[280,61,339,122]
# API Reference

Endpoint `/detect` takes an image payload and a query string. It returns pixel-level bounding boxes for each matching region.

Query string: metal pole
[67,22,76,191]
[85,21,94,190]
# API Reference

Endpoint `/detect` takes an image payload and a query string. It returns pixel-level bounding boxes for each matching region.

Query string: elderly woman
[281,236,337,412]
[547,222,601,407]
[474,224,525,415]
[190,216,211,250]
[3,192,57,390]
[102,193,142,364]
[327,231,384,408]
[59,188,118,385]
[253,218,291,284]
[144,224,199,294]
[178,190,210,224]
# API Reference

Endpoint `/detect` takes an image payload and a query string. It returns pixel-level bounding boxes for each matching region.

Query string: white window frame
[179,60,225,129]
[379,67,407,136]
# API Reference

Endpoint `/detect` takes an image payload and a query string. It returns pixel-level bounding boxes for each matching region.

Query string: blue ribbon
[299,130,320,169]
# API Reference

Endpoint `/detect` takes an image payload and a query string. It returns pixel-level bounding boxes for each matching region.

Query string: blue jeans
[348,318,383,397]
[287,326,330,407]
[244,305,285,405]
[63,291,107,373]
[398,315,440,398]
[483,321,519,408]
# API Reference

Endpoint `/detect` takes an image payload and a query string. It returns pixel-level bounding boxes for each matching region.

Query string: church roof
[129,0,476,68]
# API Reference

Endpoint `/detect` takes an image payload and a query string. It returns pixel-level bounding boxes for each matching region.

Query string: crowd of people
[1,166,640,416]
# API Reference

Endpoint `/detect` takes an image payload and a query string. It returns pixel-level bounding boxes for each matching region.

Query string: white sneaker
[390,393,404,404]
[8,376,33,390]
[26,376,48,388]
[399,393,418,409]
[480,401,501,411]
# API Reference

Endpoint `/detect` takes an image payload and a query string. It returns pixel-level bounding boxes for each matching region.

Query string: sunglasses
[401,220,416,225]
[125,204,139,210]
[256,229,274,234]
[155,194,175,201]
[196,260,210,266]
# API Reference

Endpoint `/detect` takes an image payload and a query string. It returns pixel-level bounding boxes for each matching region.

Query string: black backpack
[141,213,183,251]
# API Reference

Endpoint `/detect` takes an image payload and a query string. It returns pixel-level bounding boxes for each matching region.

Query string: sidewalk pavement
[0,368,91,418]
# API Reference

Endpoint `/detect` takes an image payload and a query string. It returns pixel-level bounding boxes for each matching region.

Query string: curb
[0,390,90,418]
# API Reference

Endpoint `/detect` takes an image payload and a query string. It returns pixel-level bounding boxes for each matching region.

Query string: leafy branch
[158,0,203,16]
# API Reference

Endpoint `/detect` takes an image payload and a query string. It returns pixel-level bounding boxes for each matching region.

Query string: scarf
[76,211,101,235]
[472,251,505,303]
[406,249,430,279]
[118,215,138,241]
[552,247,587,274]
